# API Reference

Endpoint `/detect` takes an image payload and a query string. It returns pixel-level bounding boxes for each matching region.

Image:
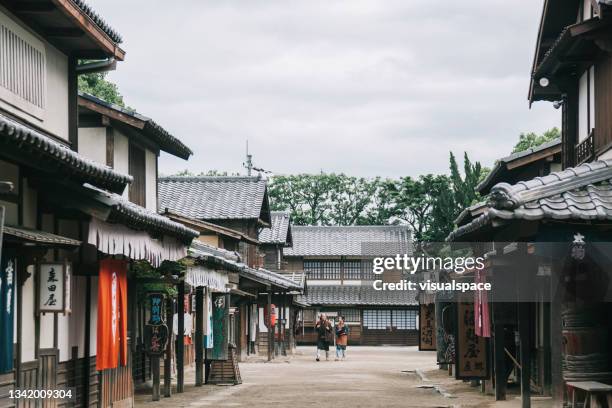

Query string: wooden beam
[506,146,562,170]
[493,319,506,400]
[78,96,145,130]
[49,0,126,60]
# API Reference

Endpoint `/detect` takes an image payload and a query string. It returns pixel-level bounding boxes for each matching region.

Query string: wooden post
[519,302,531,408]
[267,290,272,362]
[83,274,91,407]
[151,356,160,401]
[176,281,185,393]
[163,297,173,398]
[195,287,204,386]
[494,321,506,400]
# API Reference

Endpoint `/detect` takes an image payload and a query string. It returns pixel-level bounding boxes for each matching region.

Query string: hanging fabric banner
[96,258,128,371]
[474,269,491,338]
[0,256,15,373]
[211,293,229,360]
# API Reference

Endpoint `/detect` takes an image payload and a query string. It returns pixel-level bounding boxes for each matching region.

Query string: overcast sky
[89,0,558,178]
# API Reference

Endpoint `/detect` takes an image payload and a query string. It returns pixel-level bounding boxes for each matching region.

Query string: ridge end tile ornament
[145,292,169,356]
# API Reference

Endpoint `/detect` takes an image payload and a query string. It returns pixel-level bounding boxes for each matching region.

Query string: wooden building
[447,3,612,405]
[0,1,201,407]
[283,226,418,346]
[158,177,303,362]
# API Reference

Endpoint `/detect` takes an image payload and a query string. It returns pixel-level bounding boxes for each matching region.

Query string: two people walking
[315,313,348,361]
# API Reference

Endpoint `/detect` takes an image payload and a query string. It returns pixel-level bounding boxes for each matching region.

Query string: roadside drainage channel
[401,369,456,399]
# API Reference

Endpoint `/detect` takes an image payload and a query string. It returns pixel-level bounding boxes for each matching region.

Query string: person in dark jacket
[315,313,332,361]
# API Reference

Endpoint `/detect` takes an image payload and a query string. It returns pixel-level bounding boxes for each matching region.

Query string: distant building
[283,226,418,346]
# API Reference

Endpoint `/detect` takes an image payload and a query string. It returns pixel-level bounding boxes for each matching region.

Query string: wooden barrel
[562,327,608,356]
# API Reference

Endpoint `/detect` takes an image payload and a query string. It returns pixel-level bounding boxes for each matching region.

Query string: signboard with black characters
[38,261,71,314]
[419,304,436,351]
[211,293,229,360]
[144,292,169,356]
[455,299,489,379]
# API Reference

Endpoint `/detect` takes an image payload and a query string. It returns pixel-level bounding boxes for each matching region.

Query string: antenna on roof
[242,140,273,177]
[245,140,253,176]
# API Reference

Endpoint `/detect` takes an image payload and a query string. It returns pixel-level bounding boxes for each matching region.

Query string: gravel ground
[134,346,554,408]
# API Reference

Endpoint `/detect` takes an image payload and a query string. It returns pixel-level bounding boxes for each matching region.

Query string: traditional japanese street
[134,347,553,408]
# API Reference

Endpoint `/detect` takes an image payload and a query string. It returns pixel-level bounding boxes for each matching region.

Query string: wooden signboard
[144,293,169,356]
[455,299,489,379]
[38,261,71,314]
[419,304,436,350]
[211,293,229,360]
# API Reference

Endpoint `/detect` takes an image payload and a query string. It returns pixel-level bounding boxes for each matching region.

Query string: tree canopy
[266,152,486,242]
[512,127,560,153]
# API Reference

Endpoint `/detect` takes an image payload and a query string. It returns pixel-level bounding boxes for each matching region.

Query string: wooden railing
[575,129,595,165]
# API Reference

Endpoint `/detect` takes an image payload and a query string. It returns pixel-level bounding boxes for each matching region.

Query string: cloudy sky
[89,0,559,178]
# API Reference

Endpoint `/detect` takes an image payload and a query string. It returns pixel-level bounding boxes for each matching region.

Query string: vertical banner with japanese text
[211,292,229,360]
[0,256,15,373]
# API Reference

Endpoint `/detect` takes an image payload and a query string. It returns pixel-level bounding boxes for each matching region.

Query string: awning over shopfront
[2,225,81,248]
[185,265,228,291]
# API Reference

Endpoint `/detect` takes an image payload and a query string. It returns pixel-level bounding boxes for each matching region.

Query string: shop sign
[455,300,489,379]
[144,292,169,356]
[419,304,436,351]
[38,261,71,314]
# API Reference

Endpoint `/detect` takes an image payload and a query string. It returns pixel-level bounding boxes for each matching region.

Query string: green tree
[449,152,484,211]
[512,127,560,153]
[78,71,128,108]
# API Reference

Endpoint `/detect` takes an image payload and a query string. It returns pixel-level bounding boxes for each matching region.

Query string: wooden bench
[566,381,612,408]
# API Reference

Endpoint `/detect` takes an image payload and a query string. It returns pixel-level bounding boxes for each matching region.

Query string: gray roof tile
[448,159,612,241]
[258,211,291,245]
[298,284,417,306]
[0,112,132,194]
[284,225,412,257]
[158,176,270,222]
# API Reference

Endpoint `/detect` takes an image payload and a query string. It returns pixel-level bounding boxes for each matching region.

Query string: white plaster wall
[0,8,69,140]
[598,147,612,161]
[578,70,589,142]
[21,265,36,362]
[589,66,595,130]
[40,313,54,348]
[583,0,593,19]
[258,307,267,333]
[145,149,157,211]
[58,313,70,362]
[113,131,130,199]
[78,127,106,165]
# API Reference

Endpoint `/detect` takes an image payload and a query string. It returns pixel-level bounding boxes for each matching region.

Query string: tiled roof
[189,241,303,291]
[158,176,270,223]
[0,112,132,194]
[284,226,412,257]
[298,284,417,306]
[259,211,291,245]
[79,93,192,159]
[84,185,199,242]
[3,225,81,247]
[73,0,123,43]
[448,160,612,241]
[477,138,561,195]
